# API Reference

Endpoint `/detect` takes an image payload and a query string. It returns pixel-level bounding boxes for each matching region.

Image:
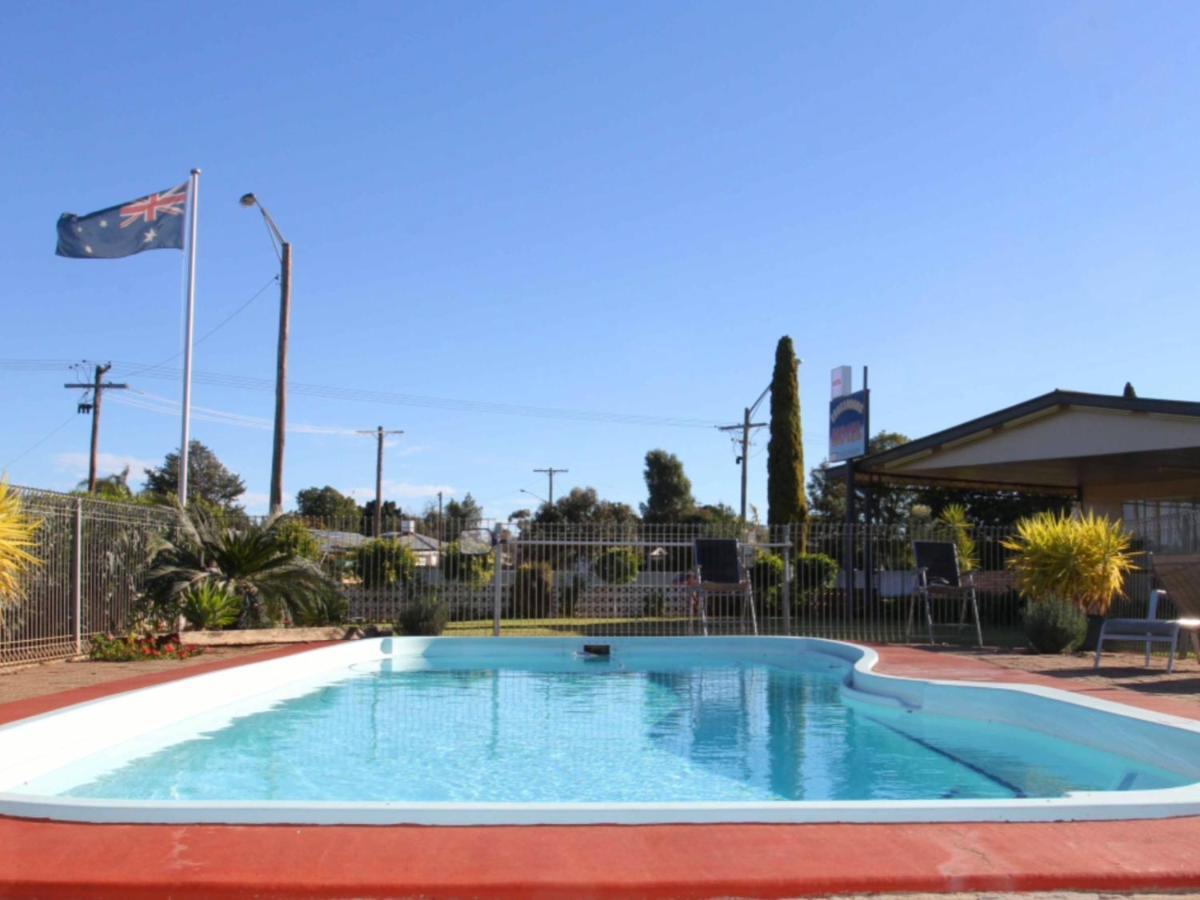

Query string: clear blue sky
[2,1,1197,518]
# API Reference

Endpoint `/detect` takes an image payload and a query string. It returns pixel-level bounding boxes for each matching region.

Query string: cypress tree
[766,336,807,529]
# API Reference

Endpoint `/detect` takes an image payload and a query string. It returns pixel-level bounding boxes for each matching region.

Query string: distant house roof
[828,390,1200,499]
[380,531,443,554]
[311,530,369,552]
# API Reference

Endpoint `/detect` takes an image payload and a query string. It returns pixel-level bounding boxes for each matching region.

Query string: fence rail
[1,488,173,667]
[3,485,1196,667]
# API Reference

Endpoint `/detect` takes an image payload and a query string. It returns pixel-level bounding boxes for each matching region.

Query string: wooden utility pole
[64,363,128,493]
[718,386,769,523]
[357,426,403,537]
[269,240,292,515]
[533,467,568,506]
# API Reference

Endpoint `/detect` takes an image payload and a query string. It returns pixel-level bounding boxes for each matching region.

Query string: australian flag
[56,183,188,259]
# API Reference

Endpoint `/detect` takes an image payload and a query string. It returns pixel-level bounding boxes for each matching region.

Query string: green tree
[295,486,361,524]
[767,336,807,529]
[640,450,696,523]
[807,432,914,524]
[917,487,1070,528]
[444,493,484,528]
[362,499,403,534]
[76,466,135,500]
[143,441,246,510]
[533,487,639,525]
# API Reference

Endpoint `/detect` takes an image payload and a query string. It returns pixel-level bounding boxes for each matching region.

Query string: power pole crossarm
[717,413,766,523]
[357,427,403,537]
[65,363,128,493]
[533,467,568,506]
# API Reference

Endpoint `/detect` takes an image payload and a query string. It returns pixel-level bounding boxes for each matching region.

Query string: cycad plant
[180,581,242,630]
[1002,510,1136,614]
[0,479,41,616]
[144,504,342,628]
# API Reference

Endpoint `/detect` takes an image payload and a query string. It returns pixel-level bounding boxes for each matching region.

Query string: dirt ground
[0,646,281,705]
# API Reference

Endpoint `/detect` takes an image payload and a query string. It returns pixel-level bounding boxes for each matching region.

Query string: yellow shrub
[0,479,41,610]
[1001,510,1135,614]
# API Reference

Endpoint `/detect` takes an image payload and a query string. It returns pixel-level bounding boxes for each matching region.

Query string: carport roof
[828,390,1200,496]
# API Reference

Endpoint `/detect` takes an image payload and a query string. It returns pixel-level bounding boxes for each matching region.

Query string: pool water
[46,653,1187,804]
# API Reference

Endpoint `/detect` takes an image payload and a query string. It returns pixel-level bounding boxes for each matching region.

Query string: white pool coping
[1,636,1199,825]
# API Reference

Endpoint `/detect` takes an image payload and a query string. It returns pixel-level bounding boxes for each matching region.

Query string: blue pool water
[46,651,1188,804]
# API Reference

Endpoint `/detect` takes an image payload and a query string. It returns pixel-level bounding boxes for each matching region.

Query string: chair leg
[970,592,982,648]
[746,586,758,636]
[1167,634,1177,675]
[1094,638,1103,670]
[924,594,934,644]
[905,595,915,641]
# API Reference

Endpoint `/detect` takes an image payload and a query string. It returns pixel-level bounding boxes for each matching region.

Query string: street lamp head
[239,193,258,208]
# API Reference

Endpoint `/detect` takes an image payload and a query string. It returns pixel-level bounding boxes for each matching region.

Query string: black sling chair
[691,538,758,636]
[907,540,982,647]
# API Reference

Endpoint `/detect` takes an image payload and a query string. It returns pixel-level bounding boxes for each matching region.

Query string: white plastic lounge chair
[1094,553,1200,674]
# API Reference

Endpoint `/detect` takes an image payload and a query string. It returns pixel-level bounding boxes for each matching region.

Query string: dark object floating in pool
[581,644,611,658]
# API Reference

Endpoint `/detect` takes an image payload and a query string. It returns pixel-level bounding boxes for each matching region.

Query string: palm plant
[144,504,342,628]
[0,479,41,616]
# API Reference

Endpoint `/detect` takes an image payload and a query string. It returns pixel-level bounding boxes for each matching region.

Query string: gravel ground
[924,646,1200,707]
[0,646,281,705]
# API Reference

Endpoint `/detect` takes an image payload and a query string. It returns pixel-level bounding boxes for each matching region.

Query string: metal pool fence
[305,517,1102,644]
[1,487,173,667]
[2,484,1194,667]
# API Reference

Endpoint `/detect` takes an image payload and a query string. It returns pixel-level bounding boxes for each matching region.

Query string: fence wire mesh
[1,488,172,667]
[3,484,1196,668]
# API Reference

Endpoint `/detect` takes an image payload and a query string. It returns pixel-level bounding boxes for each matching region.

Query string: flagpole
[179,168,200,506]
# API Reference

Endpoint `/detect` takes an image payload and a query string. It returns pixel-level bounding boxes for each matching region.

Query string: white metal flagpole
[179,168,200,505]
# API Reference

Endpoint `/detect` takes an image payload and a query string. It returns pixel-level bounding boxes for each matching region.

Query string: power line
[357,426,405,537]
[124,274,280,378]
[63,362,128,493]
[110,389,361,436]
[0,358,720,429]
[533,467,569,505]
[2,412,79,471]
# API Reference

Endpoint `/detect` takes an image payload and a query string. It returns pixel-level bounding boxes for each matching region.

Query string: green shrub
[643,590,667,617]
[751,552,785,612]
[354,539,416,589]
[395,595,448,636]
[294,589,349,626]
[273,516,322,561]
[88,632,202,661]
[180,582,241,630]
[439,541,494,585]
[1023,597,1087,654]
[592,547,641,585]
[558,575,585,618]
[795,553,838,601]
[512,561,554,617]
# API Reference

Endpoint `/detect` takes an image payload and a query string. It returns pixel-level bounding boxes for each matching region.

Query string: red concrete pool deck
[0,643,1198,899]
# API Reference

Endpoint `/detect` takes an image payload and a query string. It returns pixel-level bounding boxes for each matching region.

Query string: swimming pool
[2,637,1199,824]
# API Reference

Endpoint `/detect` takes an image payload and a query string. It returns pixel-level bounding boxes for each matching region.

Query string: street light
[240,193,291,516]
[519,488,547,506]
